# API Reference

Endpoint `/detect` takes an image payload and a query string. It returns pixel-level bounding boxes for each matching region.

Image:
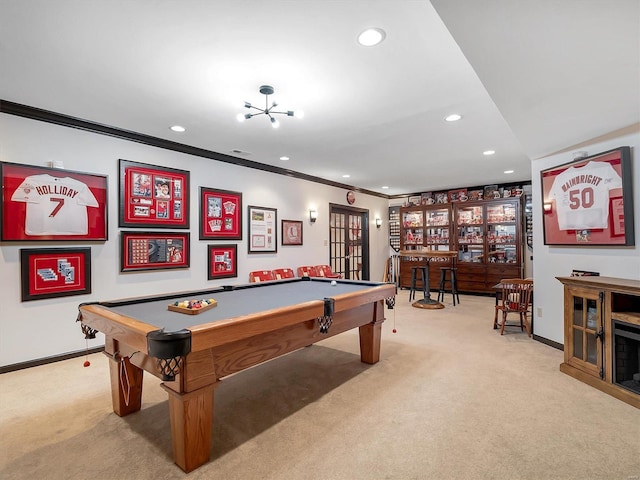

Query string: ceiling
[1,1,638,197]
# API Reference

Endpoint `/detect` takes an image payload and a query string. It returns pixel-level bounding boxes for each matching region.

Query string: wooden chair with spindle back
[493,278,533,336]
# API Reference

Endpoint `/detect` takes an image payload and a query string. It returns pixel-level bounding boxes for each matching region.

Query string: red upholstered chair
[272,268,295,280]
[315,265,342,279]
[249,270,276,283]
[493,278,533,336]
[297,266,319,278]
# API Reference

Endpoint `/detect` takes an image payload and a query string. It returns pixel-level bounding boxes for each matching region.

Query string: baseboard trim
[0,346,105,374]
[533,335,564,350]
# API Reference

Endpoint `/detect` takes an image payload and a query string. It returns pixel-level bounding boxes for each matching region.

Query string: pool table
[78,277,395,472]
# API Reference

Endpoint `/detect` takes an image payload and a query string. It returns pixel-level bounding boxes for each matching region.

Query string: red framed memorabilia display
[448,188,467,203]
[1,162,108,241]
[282,219,303,246]
[207,244,237,280]
[119,159,189,229]
[248,205,277,253]
[541,146,634,246]
[20,247,91,301]
[120,231,190,272]
[199,187,242,240]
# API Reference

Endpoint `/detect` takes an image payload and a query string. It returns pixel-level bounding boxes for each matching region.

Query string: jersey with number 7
[11,174,99,235]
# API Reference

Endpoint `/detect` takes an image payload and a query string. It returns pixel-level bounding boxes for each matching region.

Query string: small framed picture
[119,159,189,229]
[282,219,303,246]
[120,231,190,272]
[1,162,108,242]
[448,188,467,203]
[434,192,448,204]
[248,205,277,253]
[199,187,242,240]
[20,247,91,301]
[207,244,237,280]
[408,195,421,206]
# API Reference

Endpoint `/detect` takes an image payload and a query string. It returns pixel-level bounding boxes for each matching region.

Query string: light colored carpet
[1,291,638,480]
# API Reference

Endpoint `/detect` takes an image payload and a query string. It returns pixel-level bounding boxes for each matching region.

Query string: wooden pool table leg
[108,355,143,416]
[161,383,216,473]
[358,300,385,364]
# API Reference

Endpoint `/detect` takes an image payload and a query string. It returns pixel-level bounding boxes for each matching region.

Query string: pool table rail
[79,303,161,354]
[188,282,395,350]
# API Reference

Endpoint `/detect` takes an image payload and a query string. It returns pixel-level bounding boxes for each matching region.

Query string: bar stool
[409,266,428,301]
[437,266,460,306]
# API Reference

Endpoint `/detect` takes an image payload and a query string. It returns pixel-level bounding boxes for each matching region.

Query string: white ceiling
[1,0,638,197]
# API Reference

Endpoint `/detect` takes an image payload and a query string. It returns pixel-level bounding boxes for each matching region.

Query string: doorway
[329,204,369,280]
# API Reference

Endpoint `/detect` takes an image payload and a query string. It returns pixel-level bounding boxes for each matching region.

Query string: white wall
[0,114,390,367]
[531,131,640,344]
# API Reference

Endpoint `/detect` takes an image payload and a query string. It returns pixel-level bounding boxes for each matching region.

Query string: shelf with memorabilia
[399,205,454,291]
[399,196,524,294]
[455,198,523,292]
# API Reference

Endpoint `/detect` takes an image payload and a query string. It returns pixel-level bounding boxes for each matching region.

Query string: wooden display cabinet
[557,276,640,409]
[399,205,453,291]
[399,196,524,294]
[455,199,523,293]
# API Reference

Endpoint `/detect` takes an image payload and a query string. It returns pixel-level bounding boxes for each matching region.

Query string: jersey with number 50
[549,161,622,231]
[11,174,99,235]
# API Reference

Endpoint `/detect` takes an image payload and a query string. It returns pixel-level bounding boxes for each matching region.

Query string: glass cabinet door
[456,206,483,263]
[486,202,518,264]
[425,208,450,247]
[567,287,603,378]
[402,210,423,250]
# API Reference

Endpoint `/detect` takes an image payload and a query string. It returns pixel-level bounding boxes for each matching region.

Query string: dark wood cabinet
[399,197,524,294]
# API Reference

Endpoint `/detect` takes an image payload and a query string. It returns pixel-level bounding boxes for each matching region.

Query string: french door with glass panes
[329,204,369,280]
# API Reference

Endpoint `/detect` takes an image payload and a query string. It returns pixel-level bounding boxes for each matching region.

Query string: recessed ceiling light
[382,186,389,189]
[280,156,290,161]
[445,114,462,122]
[483,150,496,155]
[504,170,514,174]
[170,125,186,132]
[357,28,386,46]
[342,174,350,178]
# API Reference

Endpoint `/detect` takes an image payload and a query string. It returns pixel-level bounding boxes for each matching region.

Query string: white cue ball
[331,280,337,286]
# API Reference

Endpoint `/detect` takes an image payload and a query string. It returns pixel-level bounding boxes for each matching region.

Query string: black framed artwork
[120,231,190,272]
[199,187,242,240]
[281,219,303,246]
[20,247,91,301]
[248,205,277,253]
[119,159,189,229]
[1,162,108,242]
[540,146,634,246]
[207,244,238,280]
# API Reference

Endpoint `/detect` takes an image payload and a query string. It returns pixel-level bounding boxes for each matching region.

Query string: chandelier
[237,85,303,128]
